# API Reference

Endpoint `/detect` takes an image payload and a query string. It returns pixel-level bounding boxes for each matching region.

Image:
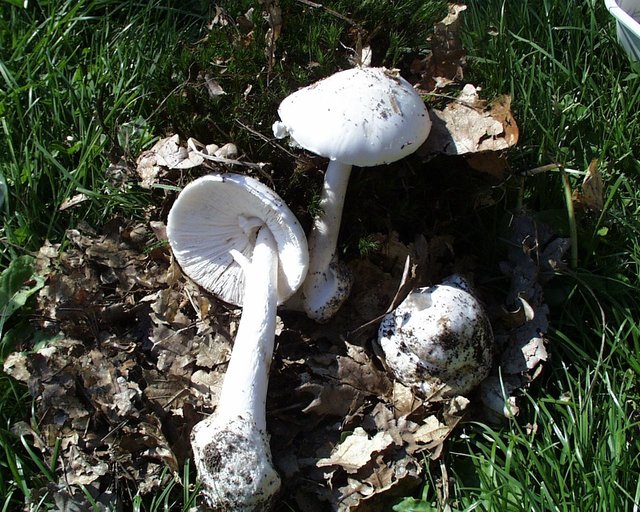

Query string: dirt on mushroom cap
[274,67,432,167]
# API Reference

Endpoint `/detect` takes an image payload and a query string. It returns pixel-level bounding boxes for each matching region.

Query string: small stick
[293,0,362,29]
[348,254,416,338]
[186,137,275,186]
[521,163,585,177]
[234,120,298,160]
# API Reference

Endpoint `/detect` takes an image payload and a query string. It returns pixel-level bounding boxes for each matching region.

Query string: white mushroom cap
[273,67,432,167]
[166,173,308,306]
[378,275,494,398]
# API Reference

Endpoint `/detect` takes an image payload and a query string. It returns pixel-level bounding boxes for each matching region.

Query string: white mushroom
[166,173,308,510]
[273,67,432,322]
[377,275,493,399]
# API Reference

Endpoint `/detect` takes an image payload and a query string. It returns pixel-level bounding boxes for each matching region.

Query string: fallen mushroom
[166,173,308,510]
[273,67,432,322]
[377,274,494,399]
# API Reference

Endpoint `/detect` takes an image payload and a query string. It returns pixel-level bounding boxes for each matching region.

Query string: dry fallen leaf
[136,134,208,188]
[317,428,396,473]
[479,214,568,423]
[332,457,423,512]
[418,84,519,176]
[202,72,227,98]
[413,3,467,92]
[59,193,89,211]
[573,158,604,212]
[262,0,282,76]
[156,134,206,170]
[480,376,522,420]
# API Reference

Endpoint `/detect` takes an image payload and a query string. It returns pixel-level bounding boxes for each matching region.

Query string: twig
[520,163,585,177]
[186,138,267,171]
[195,152,267,171]
[293,0,362,29]
[348,254,416,338]
[234,120,298,160]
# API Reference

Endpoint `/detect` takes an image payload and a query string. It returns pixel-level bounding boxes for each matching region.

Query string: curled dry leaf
[480,215,569,423]
[418,84,519,179]
[317,428,395,474]
[202,72,227,98]
[153,134,205,169]
[572,158,604,212]
[412,3,467,92]
[136,135,201,188]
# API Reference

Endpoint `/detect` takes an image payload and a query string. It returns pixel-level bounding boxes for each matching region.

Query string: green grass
[1,0,195,259]
[0,2,206,508]
[2,0,640,510]
[392,1,640,510]
[0,0,447,262]
[440,299,640,511]
[0,1,448,509]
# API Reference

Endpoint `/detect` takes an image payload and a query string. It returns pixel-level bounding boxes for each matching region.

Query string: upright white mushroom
[273,67,432,322]
[377,275,494,399]
[166,173,308,510]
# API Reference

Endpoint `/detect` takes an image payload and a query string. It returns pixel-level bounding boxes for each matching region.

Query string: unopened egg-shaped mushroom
[377,275,493,399]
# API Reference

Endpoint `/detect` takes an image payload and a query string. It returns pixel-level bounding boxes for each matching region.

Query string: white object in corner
[605,0,640,60]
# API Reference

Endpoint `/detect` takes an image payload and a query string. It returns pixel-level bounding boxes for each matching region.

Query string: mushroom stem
[217,224,278,431]
[308,160,352,273]
[191,224,282,510]
[303,160,354,321]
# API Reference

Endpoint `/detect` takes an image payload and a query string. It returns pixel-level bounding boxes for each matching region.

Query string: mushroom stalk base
[303,160,354,322]
[191,225,281,510]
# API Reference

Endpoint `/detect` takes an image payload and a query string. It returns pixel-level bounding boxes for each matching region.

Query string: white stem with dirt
[191,223,281,510]
[302,160,354,321]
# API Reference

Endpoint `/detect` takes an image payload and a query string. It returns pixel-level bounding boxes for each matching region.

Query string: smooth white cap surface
[167,173,308,306]
[273,67,432,167]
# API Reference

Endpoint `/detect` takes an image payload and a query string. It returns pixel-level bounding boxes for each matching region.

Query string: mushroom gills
[166,174,309,510]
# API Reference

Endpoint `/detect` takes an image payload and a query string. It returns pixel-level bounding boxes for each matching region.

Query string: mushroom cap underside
[167,173,309,306]
[274,67,432,167]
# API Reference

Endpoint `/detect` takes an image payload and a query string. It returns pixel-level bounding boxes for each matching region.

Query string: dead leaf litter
[3,5,570,510]
[4,195,567,510]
